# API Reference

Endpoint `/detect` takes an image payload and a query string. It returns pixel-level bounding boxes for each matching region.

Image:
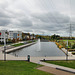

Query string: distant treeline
[36,34,75,40]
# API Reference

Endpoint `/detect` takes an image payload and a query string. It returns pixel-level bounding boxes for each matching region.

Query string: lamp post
[4,32,6,61]
[66,40,68,61]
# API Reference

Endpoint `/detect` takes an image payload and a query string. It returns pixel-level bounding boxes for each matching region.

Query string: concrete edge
[5,42,36,53]
[56,67,75,74]
[40,60,75,74]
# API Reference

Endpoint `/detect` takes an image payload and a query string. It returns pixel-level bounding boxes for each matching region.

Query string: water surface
[10,42,65,57]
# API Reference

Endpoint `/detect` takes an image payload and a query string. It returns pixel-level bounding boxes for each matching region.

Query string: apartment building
[0,30,22,42]
[8,31,22,40]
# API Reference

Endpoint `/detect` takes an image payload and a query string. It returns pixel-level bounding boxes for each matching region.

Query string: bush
[12,38,16,43]
[72,44,75,49]
[59,45,62,49]
[68,42,72,48]
[56,42,59,46]
[8,39,12,42]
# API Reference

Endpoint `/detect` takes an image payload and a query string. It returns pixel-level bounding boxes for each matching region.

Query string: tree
[51,34,60,40]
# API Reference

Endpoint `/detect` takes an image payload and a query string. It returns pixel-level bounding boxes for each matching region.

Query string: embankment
[5,42,36,53]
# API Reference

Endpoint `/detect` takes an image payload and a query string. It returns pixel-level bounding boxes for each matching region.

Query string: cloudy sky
[0,0,75,36]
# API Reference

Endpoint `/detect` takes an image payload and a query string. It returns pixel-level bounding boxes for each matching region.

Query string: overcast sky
[0,0,75,36]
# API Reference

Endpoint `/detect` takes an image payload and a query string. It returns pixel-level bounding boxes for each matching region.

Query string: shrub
[59,45,62,49]
[68,42,72,48]
[8,39,12,42]
[12,38,16,43]
[72,44,75,49]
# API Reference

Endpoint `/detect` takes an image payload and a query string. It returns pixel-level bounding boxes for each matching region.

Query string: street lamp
[66,40,68,61]
[4,32,6,61]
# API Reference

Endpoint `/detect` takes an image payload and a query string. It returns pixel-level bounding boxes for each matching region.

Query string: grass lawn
[0,44,3,47]
[0,61,52,75]
[58,40,75,42]
[12,43,24,47]
[44,60,75,69]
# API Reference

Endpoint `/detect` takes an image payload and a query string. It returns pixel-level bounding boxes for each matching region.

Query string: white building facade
[0,30,22,42]
[0,30,8,42]
[8,31,22,40]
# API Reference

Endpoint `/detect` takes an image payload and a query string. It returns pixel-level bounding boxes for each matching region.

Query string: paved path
[30,57,75,74]
[37,66,75,75]
[61,48,73,56]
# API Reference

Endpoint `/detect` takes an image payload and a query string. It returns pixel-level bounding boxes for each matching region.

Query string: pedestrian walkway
[61,48,73,56]
[37,66,75,75]
[30,57,75,74]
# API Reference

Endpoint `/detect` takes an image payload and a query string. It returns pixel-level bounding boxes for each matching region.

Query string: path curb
[56,67,75,74]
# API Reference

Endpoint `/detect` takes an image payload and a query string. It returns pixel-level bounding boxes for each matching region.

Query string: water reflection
[36,39,41,52]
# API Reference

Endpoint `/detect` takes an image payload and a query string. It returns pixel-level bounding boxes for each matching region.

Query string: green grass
[0,61,52,75]
[27,41,32,43]
[12,43,24,47]
[58,40,75,41]
[44,60,75,69]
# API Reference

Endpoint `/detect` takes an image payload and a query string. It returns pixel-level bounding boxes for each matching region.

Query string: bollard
[27,55,30,62]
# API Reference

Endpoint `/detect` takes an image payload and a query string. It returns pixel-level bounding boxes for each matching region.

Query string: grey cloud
[0,18,11,26]
[18,18,32,27]
[23,29,33,32]
[0,6,32,27]
[31,12,70,24]
[0,0,8,9]
[30,12,72,33]
[0,10,10,18]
